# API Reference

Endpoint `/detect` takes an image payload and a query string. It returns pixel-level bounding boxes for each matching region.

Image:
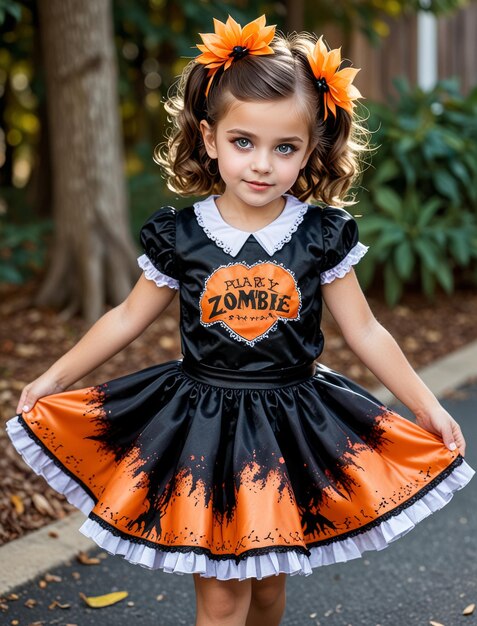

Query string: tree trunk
[36,0,138,323]
[285,0,305,33]
[0,79,14,189]
[27,9,52,218]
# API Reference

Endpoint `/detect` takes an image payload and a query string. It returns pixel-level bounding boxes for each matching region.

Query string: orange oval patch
[200,261,301,344]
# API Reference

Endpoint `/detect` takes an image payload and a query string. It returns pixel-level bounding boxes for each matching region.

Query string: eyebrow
[225,129,304,143]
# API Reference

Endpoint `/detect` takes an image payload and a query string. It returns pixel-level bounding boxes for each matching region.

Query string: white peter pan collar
[193,195,309,257]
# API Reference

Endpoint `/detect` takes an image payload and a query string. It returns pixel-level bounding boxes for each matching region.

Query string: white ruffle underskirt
[6,415,474,581]
[320,241,369,285]
[137,254,179,290]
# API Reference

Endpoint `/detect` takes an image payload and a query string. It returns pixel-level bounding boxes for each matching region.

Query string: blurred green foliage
[356,79,477,305]
[0,187,52,283]
[0,220,51,282]
[0,0,20,23]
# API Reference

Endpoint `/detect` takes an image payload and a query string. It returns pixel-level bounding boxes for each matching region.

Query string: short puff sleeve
[320,207,368,285]
[137,207,179,290]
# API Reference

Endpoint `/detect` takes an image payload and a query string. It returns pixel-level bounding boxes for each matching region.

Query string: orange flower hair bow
[195,15,276,96]
[306,36,362,121]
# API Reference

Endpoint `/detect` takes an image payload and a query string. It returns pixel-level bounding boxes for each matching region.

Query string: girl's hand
[415,405,466,457]
[16,373,65,415]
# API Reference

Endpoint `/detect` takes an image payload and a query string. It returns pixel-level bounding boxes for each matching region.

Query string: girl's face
[200,96,314,214]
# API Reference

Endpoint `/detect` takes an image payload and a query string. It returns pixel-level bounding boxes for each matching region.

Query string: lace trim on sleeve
[137,254,179,290]
[320,242,368,285]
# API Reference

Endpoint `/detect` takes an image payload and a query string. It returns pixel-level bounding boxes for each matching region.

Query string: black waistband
[181,359,316,389]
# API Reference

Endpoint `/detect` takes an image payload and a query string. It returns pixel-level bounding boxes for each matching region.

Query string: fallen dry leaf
[38,580,47,589]
[156,593,165,602]
[10,494,24,515]
[0,602,8,611]
[24,597,37,608]
[44,573,62,583]
[463,604,475,616]
[15,343,39,357]
[429,621,445,626]
[48,531,59,538]
[10,380,27,391]
[76,551,100,565]
[31,493,54,516]
[7,593,19,601]
[48,599,71,609]
[159,336,175,350]
[79,591,128,608]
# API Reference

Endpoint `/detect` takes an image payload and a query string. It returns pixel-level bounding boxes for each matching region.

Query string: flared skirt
[6,360,474,580]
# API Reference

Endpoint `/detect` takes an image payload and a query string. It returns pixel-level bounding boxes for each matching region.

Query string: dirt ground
[1,281,477,545]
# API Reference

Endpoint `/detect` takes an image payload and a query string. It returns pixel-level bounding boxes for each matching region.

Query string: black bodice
[140,202,359,371]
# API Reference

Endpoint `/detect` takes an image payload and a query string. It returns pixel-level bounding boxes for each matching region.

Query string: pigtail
[154,61,223,196]
[292,108,361,205]
[289,41,368,206]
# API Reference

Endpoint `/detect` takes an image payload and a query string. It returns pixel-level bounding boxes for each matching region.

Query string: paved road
[3,385,476,626]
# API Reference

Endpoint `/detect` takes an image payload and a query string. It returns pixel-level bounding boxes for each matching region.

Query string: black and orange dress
[6,194,474,580]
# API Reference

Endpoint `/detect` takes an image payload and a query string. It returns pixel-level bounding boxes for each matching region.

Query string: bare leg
[193,574,252,626]
[245,573,287,626]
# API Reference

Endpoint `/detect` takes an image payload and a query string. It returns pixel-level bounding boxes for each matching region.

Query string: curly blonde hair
[155,32,368,206]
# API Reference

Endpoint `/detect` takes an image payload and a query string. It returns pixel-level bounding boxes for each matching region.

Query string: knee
[194,577,250,621]
[204,591,242,620]
[251,575,286,610]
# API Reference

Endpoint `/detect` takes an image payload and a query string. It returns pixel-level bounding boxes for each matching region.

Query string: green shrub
[356,78,477,305]
[0,218,52,284]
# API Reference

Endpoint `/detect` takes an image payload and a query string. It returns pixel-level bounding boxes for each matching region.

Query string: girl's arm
[321,269,466,456]
[16,275,177,413]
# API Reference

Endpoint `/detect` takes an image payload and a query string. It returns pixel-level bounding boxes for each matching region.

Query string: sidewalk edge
[369,338,477,406]
[0,512,94,595]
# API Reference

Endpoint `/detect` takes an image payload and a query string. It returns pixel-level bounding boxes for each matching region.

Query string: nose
[251,149,272,174]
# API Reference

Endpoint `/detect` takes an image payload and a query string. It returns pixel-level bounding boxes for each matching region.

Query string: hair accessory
[195,15,275,96]
[306,36,362,120]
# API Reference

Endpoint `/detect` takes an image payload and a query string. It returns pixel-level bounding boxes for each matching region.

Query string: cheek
[279,157,305,179]
[216,151,241,181]
[218,147,245,172]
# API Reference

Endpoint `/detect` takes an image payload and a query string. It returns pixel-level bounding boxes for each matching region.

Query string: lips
[245,180,273,189]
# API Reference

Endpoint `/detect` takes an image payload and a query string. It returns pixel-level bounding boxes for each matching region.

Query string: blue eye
[235,138,252,149]
[276,144,295,155]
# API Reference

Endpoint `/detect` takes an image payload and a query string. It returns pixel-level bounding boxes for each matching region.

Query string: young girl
[6,15,474,626]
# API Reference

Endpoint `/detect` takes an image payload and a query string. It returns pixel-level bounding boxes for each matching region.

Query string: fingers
[440,421,457,452]
[440,417,466,457]
[16,388,28,414]
[451,420,466,457]
[16,385,36,415]
[15,374,63,415]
